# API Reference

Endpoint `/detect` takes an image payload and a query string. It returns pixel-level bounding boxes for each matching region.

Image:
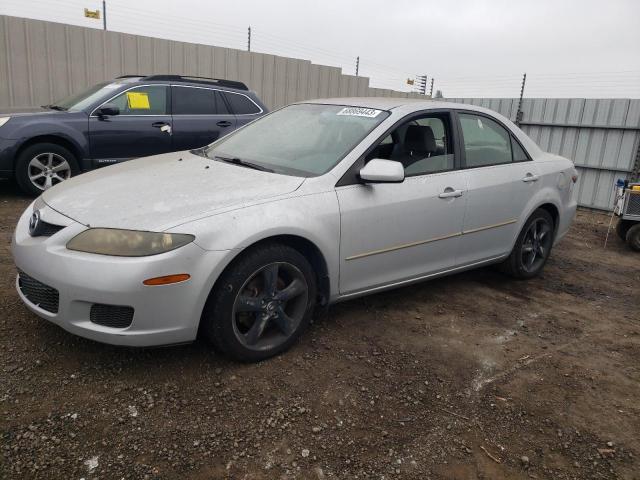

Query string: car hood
[42,151,305,231]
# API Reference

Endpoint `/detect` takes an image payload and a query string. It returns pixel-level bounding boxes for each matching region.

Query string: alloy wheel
[520,218,553,273]
[231,262,309,351]
[28,153,71,191]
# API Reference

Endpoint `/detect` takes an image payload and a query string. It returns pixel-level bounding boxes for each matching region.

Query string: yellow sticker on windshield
[126,92,150,110]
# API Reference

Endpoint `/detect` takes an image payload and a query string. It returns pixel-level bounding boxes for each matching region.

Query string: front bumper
[11,203,234,347]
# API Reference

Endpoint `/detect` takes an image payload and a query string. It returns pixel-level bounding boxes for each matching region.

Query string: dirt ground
[1,179,639,480]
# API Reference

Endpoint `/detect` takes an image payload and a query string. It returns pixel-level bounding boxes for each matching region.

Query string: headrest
[404,125,437,154]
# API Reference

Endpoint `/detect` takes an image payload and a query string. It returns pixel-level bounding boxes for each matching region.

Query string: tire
[15,142,79,196]
[616,220,632,241]
[201,243,317,362]
[500,208,555,279]
[626,224,640,252]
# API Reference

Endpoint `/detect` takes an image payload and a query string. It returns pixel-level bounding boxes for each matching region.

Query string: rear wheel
[15,143,79,196]
[626,224,640,252]
[201,243,317,362]
[500,209,555,279]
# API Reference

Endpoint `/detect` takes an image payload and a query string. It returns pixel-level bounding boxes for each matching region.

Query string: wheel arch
[14,135,83,169]
[203,233,331,317]
[537,202,560,235]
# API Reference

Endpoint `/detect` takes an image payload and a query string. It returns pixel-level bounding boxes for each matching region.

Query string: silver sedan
[12,98,578,362]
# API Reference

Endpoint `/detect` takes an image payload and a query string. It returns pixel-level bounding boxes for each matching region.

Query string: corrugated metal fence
[448,98,640,210]
[0,15,424,113]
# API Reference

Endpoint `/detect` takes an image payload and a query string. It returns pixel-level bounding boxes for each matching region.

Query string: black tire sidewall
[626,224,640,252]
[616,220,632,241]
[15,143,79,196]
[507,209,555,279]
[202,243,317,362]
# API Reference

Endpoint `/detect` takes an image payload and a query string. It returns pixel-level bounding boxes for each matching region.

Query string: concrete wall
[0,15,425,112]
[448,97,640,211]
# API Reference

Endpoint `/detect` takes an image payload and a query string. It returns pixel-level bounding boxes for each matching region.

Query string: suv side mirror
[359,159,405,183]
[95,103,120,118]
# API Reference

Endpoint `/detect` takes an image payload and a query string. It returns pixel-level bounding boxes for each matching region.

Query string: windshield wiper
[214,155,273,172]
[41,104,67,111]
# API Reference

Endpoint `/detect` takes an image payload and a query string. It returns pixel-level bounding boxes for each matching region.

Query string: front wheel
[201,243,317,362]
[15,143,79,196]
[500,209,555,279]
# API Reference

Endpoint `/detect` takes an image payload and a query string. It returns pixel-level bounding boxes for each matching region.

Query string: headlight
[0,117,10,128]
[66,228,195,257]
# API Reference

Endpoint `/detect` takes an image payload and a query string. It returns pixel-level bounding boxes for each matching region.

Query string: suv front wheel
[15,142,79,196]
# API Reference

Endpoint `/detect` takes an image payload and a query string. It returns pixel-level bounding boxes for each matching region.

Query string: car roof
[301,97,500,116]
[114,75,251,93]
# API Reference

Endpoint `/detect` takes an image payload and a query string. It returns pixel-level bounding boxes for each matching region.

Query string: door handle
[216,121,233,127]
[438,188,463,199]
[522,173,539,183]
[152,122,172,135]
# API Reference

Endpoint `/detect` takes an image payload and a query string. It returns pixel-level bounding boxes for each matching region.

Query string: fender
[509,162,574,252]
[6,112,90,167]
[168,190,342,300]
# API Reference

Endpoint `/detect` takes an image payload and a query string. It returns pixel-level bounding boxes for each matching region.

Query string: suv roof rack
[116,75,146,79]
[142,75,248,91]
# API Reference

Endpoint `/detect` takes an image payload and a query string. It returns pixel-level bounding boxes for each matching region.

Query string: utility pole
[102,0,107,30]
[355,56,359,76]
[247,27,251,52]
[516,73,526,125]
[429,78,434,97]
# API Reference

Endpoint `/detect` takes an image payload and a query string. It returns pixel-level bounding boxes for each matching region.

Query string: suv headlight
[0,117,10,128]
[66,228,195,257]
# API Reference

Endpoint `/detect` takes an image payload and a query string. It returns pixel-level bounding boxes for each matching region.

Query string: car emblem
[29,210,42,237]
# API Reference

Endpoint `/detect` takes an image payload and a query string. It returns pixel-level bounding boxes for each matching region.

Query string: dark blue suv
[0,75,268,195]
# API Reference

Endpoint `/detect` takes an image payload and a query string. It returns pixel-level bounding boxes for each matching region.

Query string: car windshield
[50,80,138,112]
[202,103,389,176]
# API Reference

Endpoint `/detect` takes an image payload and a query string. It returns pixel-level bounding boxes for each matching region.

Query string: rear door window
[459,113,512,167]
[223,92,261,115]
[172,86,230,115]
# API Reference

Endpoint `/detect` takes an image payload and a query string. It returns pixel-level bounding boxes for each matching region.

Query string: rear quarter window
[224,92,261,115]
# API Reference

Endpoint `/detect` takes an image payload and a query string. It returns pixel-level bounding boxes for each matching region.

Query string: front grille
[36,221,65,237]
[17,270,59,313]
[90,304,134,328]
[625,193,640,217]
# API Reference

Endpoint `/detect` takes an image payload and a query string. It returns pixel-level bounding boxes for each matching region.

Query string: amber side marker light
[143,274,191,286]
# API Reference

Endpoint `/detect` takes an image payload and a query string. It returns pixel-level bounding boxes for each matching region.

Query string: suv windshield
[202,103,389,176]
[50,79,140,112]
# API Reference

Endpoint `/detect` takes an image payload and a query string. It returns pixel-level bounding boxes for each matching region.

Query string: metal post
[516,73,526,125]
[429,78,434,97]
[355,56,359,76]
[102,0,107,30]
[247,27,251,52]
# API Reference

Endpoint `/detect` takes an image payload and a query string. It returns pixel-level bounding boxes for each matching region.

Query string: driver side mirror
[359,159,405,183]
[95,103,120,118]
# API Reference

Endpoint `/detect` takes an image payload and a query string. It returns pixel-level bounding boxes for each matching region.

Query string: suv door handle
[438,188,463,199]
[216,121,233,127]
[152,122,169,128]
[522,173,539,183]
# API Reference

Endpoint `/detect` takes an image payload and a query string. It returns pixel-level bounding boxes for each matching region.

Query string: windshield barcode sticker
[337,107,382,118]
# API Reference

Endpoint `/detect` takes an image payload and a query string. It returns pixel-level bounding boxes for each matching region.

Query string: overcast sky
[2,0,639,97]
